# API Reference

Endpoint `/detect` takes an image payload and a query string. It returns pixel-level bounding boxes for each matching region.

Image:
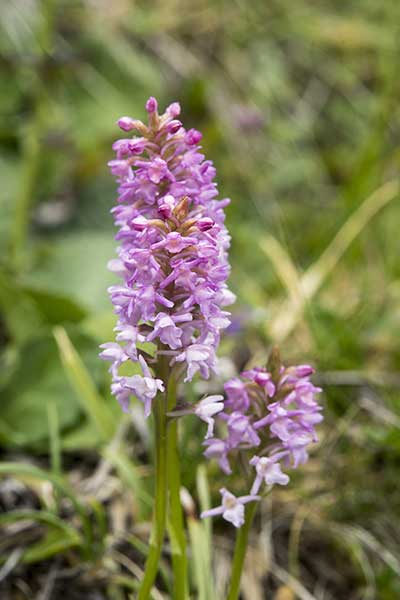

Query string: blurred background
[1,1,400,598]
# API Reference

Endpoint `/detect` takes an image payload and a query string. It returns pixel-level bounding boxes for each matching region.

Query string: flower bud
[185,128,202,145]
[166,102,181,118]
[145,96,158,113]
[131,215,148,231]
[117,117,137,131]
[197,217,214,232]
[295,365,315,377]
[167,119,182,134]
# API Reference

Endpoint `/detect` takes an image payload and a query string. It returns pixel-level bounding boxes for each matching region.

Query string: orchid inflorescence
[199,350,323,527]
[100,96,235,417]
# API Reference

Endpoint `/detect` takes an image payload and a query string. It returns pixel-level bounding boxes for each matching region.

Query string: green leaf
[0,267,43,345]
[23,286,88,325]
[24,231,117,313]
[0,333,102,447]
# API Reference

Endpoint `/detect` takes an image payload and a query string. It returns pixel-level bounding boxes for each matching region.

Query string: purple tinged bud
[145,96,158,113]
[158,194,175,219]
[197,217,215,231]
[295,365,315,377]
[117,116,137,131]
[166,102,181,117]
[158,203,172,219]
[185,128,202,145]
[167,119,182,134]
[254,372,276,397]
[131,215,148,231]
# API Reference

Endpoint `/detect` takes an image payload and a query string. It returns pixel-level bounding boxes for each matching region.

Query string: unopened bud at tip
[145,96,158,113]
[166,102,181,118]
[117,116,136,131]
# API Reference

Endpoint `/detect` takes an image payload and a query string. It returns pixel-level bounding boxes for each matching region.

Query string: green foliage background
[0,1,400,598]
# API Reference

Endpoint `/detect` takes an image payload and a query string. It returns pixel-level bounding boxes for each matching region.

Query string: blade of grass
[54,326,117,442]
[196,465,212,550]
[260,234,304,307]
[0,509,82,544]
[47,401,62,477]
[47,400,62,511]
[23,530,81,564]
[186,466,216,600]
[187,518,216,600]
[127,534,172,594]
[0,462,92,558]
[111,549,165,600]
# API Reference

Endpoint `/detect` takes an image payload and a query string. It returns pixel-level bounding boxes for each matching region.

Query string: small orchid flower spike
[198,349,323,527]
[100,97,235,416]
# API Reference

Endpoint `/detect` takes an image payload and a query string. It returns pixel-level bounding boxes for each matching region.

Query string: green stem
[166,375,188,599]
[137,386,168,600]
[226,502,258,600]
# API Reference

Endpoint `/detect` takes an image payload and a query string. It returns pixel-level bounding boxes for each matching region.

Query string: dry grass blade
[334,524,400,578]
[110,549,165,600]
[35,560,59,600]
[270,560,318,600]
[359,390,400,429]
[260,235,304,307]
[0,547,23,582]
[263,179,399,341]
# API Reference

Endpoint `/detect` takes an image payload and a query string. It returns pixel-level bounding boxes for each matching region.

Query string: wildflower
[100,98,234,414]
[201,488,260,528]
[194,395,224,439]
[249,455,289,494]
[203,438,231,474]
[200,354,323,526]
[121,355,164,417]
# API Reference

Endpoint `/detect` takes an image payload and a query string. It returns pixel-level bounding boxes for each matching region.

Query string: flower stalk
[167,374,188,599]
[137,380,168,600]
[226,501,258,600]
[138,364,188,600]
